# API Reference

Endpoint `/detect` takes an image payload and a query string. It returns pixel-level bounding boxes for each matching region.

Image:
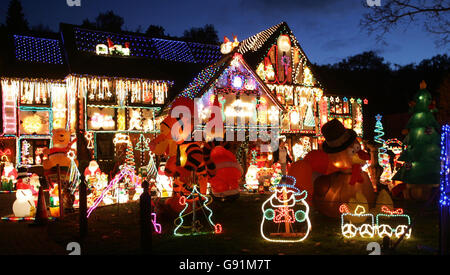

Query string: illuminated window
[86,79,116,105]
[87,107,117,131]
[19,81,51,106]
[20,139,49,166]
[19,111,50,135]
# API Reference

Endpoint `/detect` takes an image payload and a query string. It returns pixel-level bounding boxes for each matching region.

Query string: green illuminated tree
[392,81,440,185]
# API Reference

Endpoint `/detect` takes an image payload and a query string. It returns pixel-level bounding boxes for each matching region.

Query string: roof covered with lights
[13,35,65,65]
[69,24,221,64]
[236,22,320,84]
[0,31,68,79]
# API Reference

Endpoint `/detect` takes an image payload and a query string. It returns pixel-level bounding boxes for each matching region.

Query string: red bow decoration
[381,205,404,215]
[349,164,364,185]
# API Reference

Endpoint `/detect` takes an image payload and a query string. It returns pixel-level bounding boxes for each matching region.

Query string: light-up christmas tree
[392,81,440,188]
[303,103,315,127]
[135,134,150,172]
[125,140,136,170]
[174,185,222,236]
[374,114,386,151]
[374,114,391,184]
[146,152,158,180]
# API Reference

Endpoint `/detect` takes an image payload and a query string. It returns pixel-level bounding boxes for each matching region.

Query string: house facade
[0,22,367,175]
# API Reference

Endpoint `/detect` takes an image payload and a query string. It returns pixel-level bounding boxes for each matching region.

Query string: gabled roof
[165,52,284,113]
[60,23,222,85]
[166,22,327,114]
[237,22,324,89]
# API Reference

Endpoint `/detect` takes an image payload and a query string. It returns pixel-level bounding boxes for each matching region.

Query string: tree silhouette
[95,10,124,32]
[6,0,29,33]
[146,25,165,38]
[361,0,450,47]
[79,11,124,32]
[31,23,54,35]
[182,24,219,44]
[333,51,391,72]
[81,18,96,29]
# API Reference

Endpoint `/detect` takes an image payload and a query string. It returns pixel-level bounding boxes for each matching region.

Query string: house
[0,21,367,175]
[163,22,367,163]
[0,23,221,174]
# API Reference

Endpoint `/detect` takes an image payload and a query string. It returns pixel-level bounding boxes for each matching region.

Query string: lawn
[48,202,142,255]
[152,193,440,255]
[45,192,439,255]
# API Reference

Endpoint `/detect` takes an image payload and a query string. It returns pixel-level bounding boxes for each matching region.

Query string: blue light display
[14,35,64,65]
[152,38,195,63]
[73,27,221,64]
[440,124,450,206]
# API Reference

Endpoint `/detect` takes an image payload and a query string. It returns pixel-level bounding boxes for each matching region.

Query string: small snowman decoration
[13,189,35,218]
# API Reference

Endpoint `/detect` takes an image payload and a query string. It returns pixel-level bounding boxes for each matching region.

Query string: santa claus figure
[2,162,18,179]
[84,160,101,180]
[2,162,18,191]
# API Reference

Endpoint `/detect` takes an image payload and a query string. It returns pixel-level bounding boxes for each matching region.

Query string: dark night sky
[0,0,446,66]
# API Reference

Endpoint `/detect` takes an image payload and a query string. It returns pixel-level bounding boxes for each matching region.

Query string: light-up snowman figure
[260,176,311,243]
[245,165,260,191]
[155,163,173,198]
[13,189,35,218]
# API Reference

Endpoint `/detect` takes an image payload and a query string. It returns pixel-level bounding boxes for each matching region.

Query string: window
[86,79,116,105]
[128,81,169,105]
[126,108,155,132]
[329,98,350,115]
[20,139,50,166]
[96,133,115,160]
[87,107,117,131]
[19,81,51,106]
[19,111,50,135]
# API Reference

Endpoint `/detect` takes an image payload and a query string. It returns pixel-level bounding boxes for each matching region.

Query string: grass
[48,202,142,255]
[45,193,440,255]
[152,193,440,255]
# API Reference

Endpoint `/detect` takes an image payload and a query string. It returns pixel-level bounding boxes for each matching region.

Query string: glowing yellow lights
[303,67,314,86]
[290,111,300,125]
[220,36,239,55]
[224,99,255,118]
[117,109,126,131]
[277,35,291,52]
[354,205,366,215]
[22,114,43,134]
